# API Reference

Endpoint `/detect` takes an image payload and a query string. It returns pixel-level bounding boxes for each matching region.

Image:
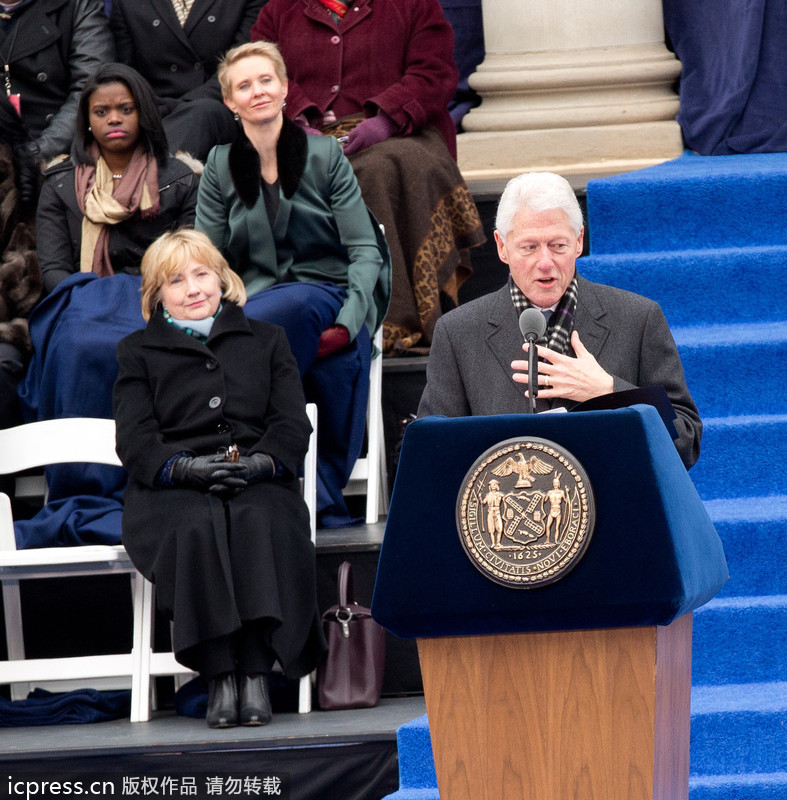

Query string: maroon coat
[251,0,459,157]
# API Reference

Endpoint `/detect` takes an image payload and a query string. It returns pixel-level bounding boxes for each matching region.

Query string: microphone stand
[527,334,539,414]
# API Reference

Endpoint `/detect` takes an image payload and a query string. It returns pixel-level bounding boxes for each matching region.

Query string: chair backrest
[0,418,122,552]
[0,418,121,474]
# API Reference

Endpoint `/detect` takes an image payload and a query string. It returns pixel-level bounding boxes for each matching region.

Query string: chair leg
[2,578,32,701]
[298,672,313,713]
[130,572,154,722]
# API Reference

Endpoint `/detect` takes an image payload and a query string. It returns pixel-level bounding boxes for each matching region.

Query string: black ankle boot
[206,673,238,728]
[238,673,272,726]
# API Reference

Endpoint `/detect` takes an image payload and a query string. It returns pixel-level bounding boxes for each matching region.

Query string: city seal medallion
[456,437,595,588]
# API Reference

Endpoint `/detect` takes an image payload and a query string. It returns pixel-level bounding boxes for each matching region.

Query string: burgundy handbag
[317,561,386,710]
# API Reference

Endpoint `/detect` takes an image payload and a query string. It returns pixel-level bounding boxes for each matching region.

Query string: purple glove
[293,113,324,137]
[342,110,399,156]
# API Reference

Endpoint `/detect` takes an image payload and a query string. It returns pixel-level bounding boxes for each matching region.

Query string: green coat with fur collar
[195,119,390,342]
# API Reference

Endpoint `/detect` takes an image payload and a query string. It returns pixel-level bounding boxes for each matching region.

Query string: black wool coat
[0,0,115,160]
[113,302,324,676]
[110,0,265,104]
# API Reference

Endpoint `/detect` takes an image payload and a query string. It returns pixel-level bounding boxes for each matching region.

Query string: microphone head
[518,308,547,342]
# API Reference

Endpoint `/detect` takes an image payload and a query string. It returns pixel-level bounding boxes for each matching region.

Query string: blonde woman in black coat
[113,228,324,728]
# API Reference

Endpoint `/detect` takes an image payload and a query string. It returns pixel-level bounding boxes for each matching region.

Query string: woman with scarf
[36,62,198,294]
[14,64,198,552]
[114,229,324,728]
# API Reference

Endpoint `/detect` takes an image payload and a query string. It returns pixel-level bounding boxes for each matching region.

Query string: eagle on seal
[492,452,552,488]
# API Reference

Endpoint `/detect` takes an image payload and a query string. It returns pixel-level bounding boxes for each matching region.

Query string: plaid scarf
[508,275,579,356]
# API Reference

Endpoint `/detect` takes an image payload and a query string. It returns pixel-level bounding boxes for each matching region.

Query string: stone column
[458,0,684,188]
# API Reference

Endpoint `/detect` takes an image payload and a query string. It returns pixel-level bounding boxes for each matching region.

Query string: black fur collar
[227,116,308,208]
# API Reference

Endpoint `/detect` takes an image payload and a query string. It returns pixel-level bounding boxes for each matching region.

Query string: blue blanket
[16,273,368,549]
[0,688,130,727]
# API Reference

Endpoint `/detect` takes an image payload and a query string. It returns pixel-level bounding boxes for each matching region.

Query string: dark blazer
[110,0,265,104]
[417,277,702,469]
[113,303,322,675]
[36,155,198,294]
[195,119,391,341]
[0,0,115,160]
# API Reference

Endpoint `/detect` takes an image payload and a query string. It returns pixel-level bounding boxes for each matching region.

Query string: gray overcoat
[417,277,702,469]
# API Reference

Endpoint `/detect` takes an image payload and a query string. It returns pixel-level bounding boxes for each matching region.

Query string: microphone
[518,308,547,343]
[518,309,547,413]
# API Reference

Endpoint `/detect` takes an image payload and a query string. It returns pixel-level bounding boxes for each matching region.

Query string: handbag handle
[338,560,355,607]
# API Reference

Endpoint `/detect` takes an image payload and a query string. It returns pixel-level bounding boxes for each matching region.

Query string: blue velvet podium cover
[371,405,728,639]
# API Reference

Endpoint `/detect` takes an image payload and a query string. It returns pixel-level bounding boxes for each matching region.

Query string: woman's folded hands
[170,453,276,493]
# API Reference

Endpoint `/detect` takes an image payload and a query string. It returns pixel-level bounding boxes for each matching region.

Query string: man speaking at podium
[417,171,701,469]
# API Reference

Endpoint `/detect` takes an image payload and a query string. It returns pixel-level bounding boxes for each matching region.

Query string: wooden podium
[419,616,692,800]
[372,408,728,800]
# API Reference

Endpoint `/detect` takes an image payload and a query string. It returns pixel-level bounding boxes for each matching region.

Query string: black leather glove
[234,453,276,483]
[170,454,242,492]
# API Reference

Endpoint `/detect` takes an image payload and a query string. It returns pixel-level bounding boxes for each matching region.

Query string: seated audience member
[109,0,265,161]
[196,41,391,525]
[114,229,324,729]
[417,171,702,469]
[251,0,486,355]
[0,0,115,162]
[36,62,199,294]
[0,94,41,434]
[15,64,198,550]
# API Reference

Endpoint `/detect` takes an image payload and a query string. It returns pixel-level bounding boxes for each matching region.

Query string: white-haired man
[417,171,701,469]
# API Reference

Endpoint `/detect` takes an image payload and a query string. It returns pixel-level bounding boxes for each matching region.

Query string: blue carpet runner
[384,151,787,799]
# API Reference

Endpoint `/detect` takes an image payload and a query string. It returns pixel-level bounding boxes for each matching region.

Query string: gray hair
[495,172,583,241]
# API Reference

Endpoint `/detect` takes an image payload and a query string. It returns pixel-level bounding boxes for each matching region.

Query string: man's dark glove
[170,454,243,492]
[234,453,276,483]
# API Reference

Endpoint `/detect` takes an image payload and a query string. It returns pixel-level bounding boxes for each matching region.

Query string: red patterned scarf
[316,0,353,18]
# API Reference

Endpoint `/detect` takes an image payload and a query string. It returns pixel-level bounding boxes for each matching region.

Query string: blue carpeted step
[705,497,787,598]
[673,322,787,418]
[692,595,787,685]
[690,771,787,800]
[394,715,437,790]
[690,682,787,775]
[689,415,787,501]
[578,247,787,328]
[586,151,787,254]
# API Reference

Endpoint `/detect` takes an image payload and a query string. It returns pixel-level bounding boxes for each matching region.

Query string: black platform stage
[0,695,427,800]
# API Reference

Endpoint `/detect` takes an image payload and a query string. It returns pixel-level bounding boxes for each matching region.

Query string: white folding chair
[343,327,389,523]
[0,417,192,721]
